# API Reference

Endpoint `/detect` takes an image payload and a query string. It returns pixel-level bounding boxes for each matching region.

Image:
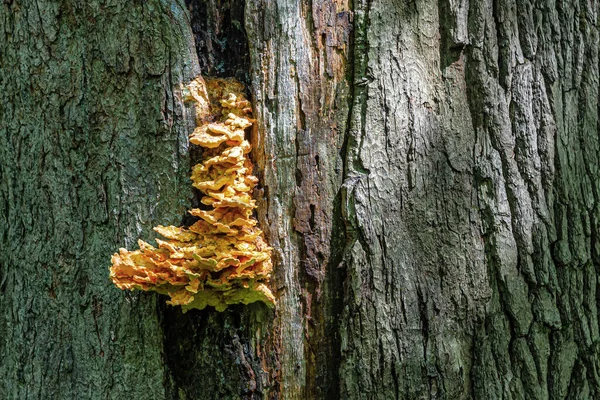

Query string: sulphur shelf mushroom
[109,77,275,312]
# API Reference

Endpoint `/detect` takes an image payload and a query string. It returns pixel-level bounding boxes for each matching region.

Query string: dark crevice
[186,0,250,85]
[161,2,270,400]
[309,204,316,231]
[333,0,372,398]
[341,0,372,180]
[162,304,272,400]
[437,0,465,70]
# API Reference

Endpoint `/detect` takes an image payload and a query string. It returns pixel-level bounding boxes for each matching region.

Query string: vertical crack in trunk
[186,0,250,84]
[161,2,275,399]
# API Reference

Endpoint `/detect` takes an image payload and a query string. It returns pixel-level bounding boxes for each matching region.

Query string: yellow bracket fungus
[109,77,275,312]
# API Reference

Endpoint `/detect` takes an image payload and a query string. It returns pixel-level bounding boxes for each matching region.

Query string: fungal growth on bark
[109,77,275,312]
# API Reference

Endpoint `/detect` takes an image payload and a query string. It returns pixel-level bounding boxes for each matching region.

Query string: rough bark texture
[1,0,599,399]
[0,1,200,398]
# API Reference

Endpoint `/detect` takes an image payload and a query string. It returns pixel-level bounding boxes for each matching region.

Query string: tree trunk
[1,0,598,399]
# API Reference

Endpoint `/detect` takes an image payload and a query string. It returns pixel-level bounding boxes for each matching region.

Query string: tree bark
[1,0,599,399]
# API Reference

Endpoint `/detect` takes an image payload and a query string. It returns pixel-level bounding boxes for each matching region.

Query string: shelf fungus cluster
[109,77,275,312]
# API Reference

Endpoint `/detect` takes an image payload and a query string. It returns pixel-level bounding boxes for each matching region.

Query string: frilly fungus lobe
[109,77,275,312]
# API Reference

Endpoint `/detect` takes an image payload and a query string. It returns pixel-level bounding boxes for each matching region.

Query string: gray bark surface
[1,0,599,399]
[338,1,599,399]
